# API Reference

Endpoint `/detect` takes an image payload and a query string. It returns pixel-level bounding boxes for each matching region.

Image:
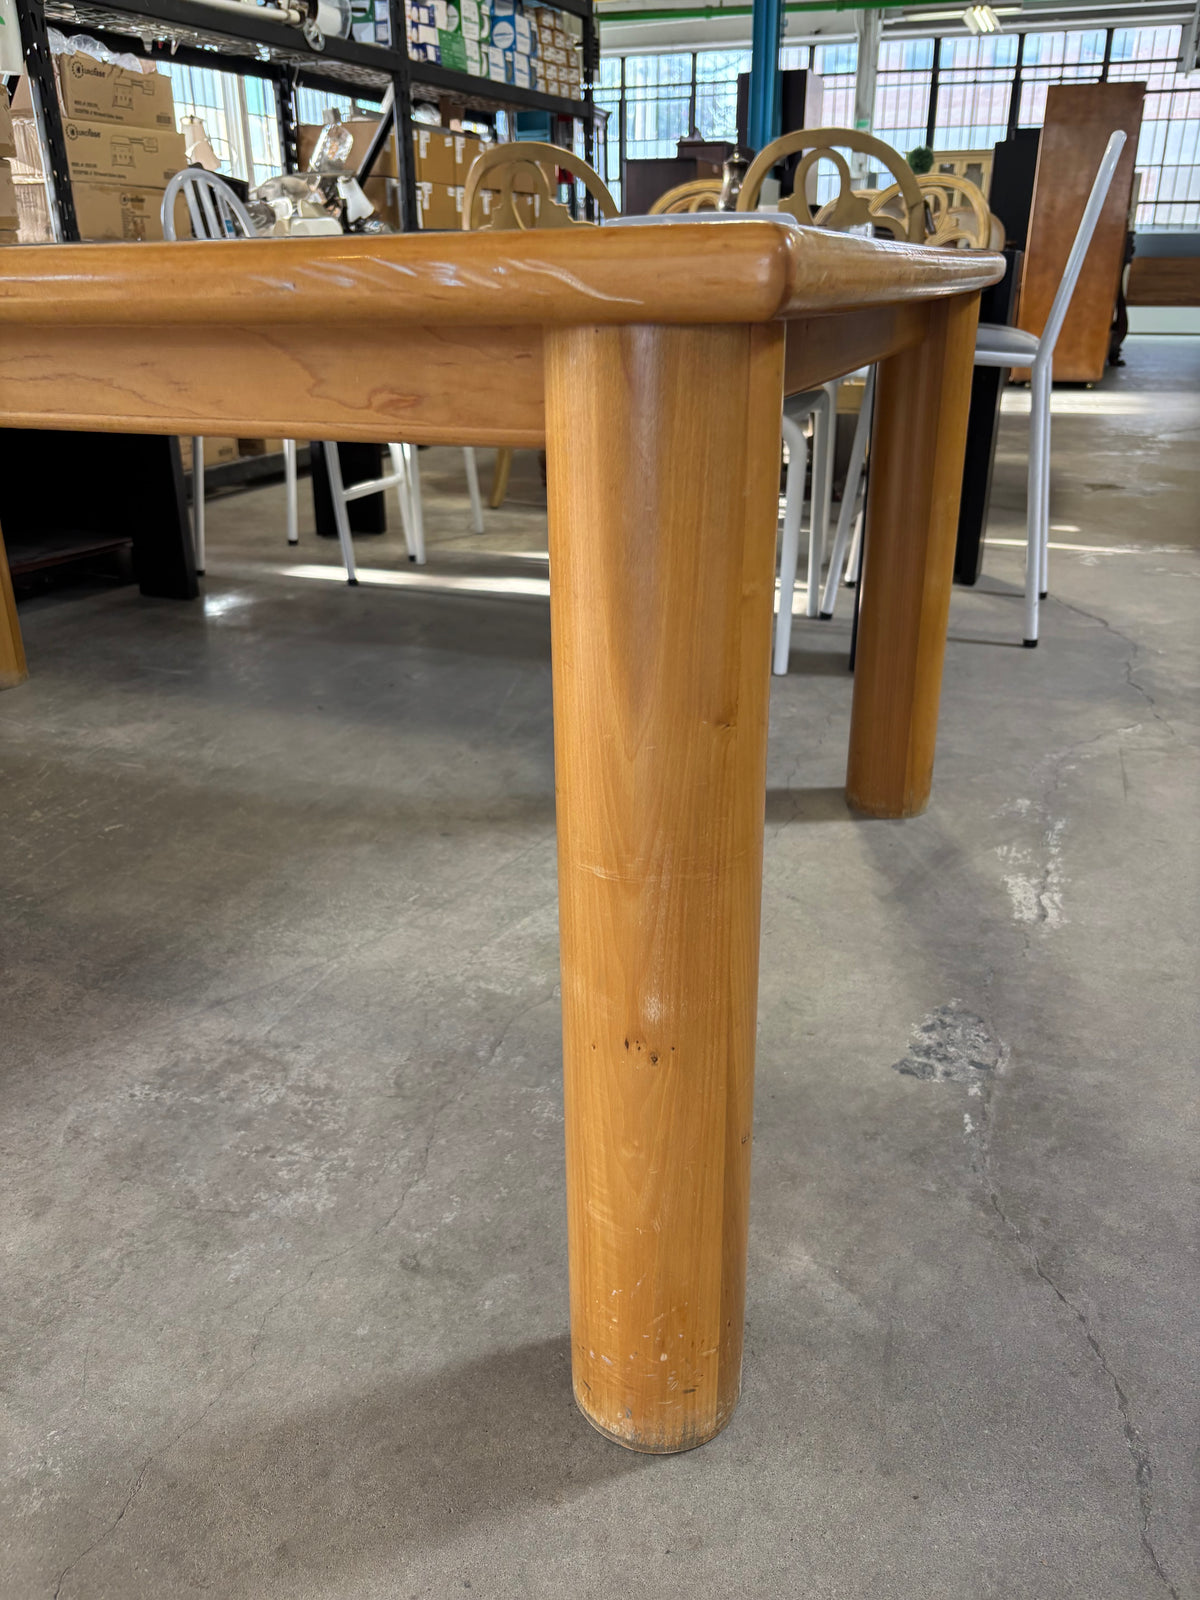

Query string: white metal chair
[160,169,483,581]
[815,132,1127,647]
[974,130,1126,645]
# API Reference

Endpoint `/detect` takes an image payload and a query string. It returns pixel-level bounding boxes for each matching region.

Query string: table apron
[0,305,932,447]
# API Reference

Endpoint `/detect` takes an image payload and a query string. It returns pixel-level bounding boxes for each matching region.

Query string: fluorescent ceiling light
[963,4,1002,31]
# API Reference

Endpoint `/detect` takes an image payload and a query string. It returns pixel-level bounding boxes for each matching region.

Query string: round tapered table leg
[544,322,785,1453]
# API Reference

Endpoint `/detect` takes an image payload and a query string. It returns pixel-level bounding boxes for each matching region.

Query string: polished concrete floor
[2,338,1197,1599]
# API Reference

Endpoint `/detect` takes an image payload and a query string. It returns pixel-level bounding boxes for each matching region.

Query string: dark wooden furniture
[989,129,1040,249]
[954,248,1023,586]
[1017,83,1144,382]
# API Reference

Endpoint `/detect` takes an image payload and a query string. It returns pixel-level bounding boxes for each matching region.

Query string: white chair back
[1038,130,1127,359]
[161,168,258,242]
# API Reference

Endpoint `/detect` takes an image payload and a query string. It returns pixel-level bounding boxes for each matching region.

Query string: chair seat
[974,323,1041,368]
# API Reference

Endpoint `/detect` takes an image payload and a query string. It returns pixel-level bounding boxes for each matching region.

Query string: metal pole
[850,6,882,183]
[747,0,783,152]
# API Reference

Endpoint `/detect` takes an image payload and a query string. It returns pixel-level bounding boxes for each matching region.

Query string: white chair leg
[321,442,358,586]
[774,413,810,676]
[386,443,418,560]
[405,444,426,565]
[191,437,206,574]
[283,439,299,546]
[463,447,484,534]
[846,509,864,585]
[805,390,833,619]
[1023,367,1049,646]
[820,367,875,618]
[1039,370,1052,599]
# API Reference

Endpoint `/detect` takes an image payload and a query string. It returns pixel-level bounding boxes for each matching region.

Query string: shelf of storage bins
[408,62,589,118]
[43,0,408,92]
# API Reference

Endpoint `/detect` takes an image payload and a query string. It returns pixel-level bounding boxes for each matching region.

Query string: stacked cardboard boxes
[8,53,186,243]
[531,6,581,98]
[405,0,583,94]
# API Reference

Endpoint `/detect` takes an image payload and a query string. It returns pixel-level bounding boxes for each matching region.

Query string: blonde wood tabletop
[0,219,1003,1452]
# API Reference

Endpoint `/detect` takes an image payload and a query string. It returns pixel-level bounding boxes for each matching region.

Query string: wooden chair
[462,141,617,232]
[649,179,723,215]
[462,142,617,505]
[735,127,925,242]
[866,172,1000,250]
[732,131,921,665]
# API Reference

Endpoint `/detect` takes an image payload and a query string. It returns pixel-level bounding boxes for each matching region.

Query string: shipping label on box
[57,54,177,130]
[455,133,483,182]
[62,118,186,187]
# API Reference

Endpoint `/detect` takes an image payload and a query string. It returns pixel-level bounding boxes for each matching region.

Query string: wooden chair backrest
[461,140,618,230]
[649,179,723,215]
[867,172,995,249]
[734,127,925,243]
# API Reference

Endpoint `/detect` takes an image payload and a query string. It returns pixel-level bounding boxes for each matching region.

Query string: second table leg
[845,292,982,819]
[544,322,785,1453]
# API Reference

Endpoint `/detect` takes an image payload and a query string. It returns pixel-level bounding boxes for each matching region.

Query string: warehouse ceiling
[596,0,1194,52]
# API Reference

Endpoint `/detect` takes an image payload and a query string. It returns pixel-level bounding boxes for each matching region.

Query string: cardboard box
[179,437,239,471]
[237,438,286,457]
[57,53,176,130]
[412,127,457,185]
[0,163,17,231]
[9,117,43,182]
[72,179,188,242]
[456,132,484,183]
[13,178,52,243]
[416,180,462,229]
[298,119,397,178]
[362,173,401,228]
[62,118,186,188]
[0,92,15,160]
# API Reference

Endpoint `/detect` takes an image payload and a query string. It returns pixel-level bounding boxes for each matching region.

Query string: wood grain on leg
[545,322,784,1453]
[846,291,981,818]
[0,525,28,689]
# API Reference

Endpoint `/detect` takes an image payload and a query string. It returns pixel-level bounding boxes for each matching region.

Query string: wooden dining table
[0,220,1004,1453]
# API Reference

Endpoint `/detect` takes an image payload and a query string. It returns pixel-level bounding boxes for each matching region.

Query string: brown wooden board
[1017,83,1144,382]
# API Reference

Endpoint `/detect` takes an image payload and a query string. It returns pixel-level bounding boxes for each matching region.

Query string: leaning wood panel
[0,323,545,447]
[546,321,785,1451]
[1017,83,1143,382]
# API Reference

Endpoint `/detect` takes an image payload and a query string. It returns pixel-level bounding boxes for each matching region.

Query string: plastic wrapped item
[46,27,150,73]
[307,109,355,173]
[181,117,221,173]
